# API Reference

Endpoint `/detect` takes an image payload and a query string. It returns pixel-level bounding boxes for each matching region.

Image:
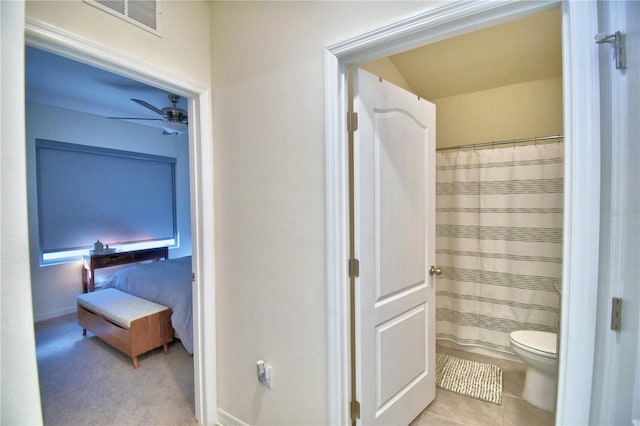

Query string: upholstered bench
[77,288,173,368]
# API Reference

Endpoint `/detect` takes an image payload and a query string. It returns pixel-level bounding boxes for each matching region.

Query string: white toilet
[509,330,558,411]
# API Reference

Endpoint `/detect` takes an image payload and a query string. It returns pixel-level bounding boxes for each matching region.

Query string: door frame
[590,1,640,422]
[24,18,218,426]
[324,1,601,425]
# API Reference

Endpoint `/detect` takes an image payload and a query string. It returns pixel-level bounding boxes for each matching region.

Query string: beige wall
[434,75,563,148]
[25,0,211,87]
[1,2,42,424]
[210,1,436,424]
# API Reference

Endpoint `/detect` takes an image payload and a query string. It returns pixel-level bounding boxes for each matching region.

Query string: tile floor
[410,345,555,426]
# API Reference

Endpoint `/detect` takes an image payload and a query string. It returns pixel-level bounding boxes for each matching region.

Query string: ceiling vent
[85,0,161,36]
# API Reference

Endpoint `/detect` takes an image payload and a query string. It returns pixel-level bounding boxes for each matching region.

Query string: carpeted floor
[35,314,197,425]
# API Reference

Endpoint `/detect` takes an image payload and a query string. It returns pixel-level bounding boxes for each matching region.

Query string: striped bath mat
[436,353,503,404]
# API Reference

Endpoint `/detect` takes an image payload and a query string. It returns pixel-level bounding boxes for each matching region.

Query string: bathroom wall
[361,59,563,148]
[433,75,563,148]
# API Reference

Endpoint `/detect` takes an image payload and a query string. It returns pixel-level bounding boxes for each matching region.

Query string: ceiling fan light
[162,120,187,135]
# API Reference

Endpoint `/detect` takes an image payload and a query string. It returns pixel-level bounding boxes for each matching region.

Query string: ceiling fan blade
[107,116,164,121]
[131,98,165,116]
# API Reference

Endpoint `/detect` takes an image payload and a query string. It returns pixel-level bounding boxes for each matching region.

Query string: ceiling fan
[109,93,188,135]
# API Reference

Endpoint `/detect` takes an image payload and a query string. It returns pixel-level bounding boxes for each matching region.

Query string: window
[36,139,176,264]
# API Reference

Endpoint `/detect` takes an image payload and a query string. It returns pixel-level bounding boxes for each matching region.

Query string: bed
[101,255,193,354]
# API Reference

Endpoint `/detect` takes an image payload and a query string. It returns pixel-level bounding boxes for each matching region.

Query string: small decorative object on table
[89,240,115,255]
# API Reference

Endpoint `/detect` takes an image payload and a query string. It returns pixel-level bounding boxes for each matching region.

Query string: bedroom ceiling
[25,8,561,124]
[25,46,188,133]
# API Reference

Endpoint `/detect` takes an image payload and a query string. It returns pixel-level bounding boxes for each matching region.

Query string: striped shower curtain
[435,142,563,354]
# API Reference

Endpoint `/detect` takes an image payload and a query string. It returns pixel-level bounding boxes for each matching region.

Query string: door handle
[429,266,442,276]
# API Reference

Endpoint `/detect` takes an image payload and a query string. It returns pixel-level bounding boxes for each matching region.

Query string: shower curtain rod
[435,134,564,152]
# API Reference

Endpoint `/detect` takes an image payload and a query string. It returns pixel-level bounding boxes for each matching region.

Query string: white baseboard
[217,409,250,426]
[34,306,76,323]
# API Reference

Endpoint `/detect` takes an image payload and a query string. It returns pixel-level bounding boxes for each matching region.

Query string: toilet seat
[510,330,557,359]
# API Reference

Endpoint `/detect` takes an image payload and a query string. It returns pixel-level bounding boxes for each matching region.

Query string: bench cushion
[77,288,169,329]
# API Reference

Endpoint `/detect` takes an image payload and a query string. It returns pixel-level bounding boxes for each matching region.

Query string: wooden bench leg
[163,343,169,355]
[132,356,139,369]
[82,328,87,336]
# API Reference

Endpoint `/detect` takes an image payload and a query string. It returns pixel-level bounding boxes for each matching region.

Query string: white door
[352,68,436,425]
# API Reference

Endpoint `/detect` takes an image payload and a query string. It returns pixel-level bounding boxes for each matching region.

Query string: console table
[82,247,168,292]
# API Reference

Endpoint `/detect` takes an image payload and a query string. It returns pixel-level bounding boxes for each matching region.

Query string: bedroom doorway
[24,19,217,425]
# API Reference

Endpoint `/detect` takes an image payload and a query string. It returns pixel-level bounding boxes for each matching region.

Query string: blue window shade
[36,139,176,263]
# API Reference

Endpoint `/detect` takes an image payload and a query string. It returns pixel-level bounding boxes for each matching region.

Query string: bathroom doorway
[322,0,596,423]
[361,6,563,364]
[354,9,562,423]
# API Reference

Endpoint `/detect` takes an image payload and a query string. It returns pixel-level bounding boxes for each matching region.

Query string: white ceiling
[25,46,188,132]
[25,8,561,125]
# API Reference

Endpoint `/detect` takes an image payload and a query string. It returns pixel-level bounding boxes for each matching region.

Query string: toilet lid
[510,330,557,357]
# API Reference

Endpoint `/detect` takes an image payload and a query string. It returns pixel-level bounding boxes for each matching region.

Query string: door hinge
[611,297,622,331]
[347,112,358,132]
[192,272,196,283]
[349,258,360,278]
[596,31,626,70]
[350,400,361,420]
